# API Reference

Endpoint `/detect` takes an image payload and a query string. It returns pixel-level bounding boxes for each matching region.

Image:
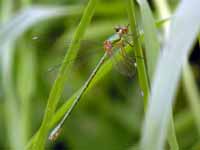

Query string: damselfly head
[114,25,129,36]
[121,25,129,34]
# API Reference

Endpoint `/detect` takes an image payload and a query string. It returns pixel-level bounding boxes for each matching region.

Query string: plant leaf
[31,1,98,149]
[141,0,200,150]
[183,62,200,134]
[137,0,160,81]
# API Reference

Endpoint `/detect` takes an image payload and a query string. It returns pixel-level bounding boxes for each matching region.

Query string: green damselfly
[46,25,141,78]
[48,24,143,141]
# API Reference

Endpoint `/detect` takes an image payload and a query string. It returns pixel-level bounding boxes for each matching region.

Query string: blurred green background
[0,0,199,150]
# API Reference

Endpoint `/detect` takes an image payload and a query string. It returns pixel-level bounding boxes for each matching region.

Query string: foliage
[0,0,199,150]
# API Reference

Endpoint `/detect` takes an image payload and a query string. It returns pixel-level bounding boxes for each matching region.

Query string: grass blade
[0,5,82,149]
[0,5,82,48]
[183,62,200,134]
[141,0,200,149]
[126,0,150,109]
[128,1,178,149]
[167,111,179,150]
[1,42,24,149]
[0,1,24,149]
[137,0,160,80]
[30,1,98,149]
[153,1,179,149]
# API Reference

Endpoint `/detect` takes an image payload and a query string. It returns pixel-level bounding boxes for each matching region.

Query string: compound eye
[114,26,120,32]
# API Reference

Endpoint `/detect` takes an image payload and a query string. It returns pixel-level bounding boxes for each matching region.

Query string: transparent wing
[109,47,137,78]
[32,35,104,69]
[47,47,103,73]
[43,37,104,73]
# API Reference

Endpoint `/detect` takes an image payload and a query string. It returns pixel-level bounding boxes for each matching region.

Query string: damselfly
[46,25,141,77]
[48,24,143,141]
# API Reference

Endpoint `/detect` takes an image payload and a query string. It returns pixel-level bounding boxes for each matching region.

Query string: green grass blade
[128,1,178,149]
[1,42,24,149]
[0,1,24,148]
[0,5,82,149]
[31,0,98,149]
[183,62,200,134]
[137,0,160,80]
[141,0,200,150]
[167,111,179,150]
[126,0,150,109]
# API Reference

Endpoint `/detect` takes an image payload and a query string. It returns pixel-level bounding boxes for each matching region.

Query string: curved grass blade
[141,0,200,149]
[0,6,82,50]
